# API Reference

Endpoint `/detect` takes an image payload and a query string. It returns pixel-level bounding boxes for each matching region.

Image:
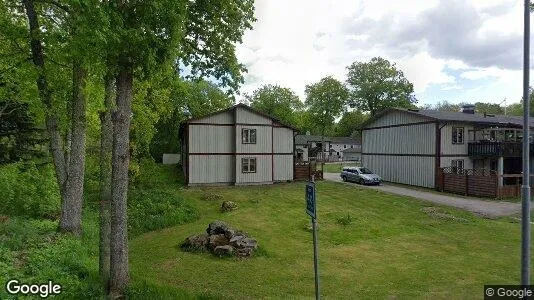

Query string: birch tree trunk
[99,73,114,290]
[59,61,86,235]
[109,67,133,298]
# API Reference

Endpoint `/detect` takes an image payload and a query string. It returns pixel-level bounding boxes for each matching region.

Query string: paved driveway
[323,173,523,218]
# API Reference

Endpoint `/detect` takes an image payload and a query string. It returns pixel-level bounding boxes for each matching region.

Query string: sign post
[306,175,319,299]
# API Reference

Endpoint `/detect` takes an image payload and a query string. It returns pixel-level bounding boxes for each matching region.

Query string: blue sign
[306,182,316,219]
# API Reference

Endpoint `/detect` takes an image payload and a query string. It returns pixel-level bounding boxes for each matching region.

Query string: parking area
[323,172,523,218]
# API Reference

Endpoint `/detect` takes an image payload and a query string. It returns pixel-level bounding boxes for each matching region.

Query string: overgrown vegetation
[0,162,60,219]
[0,161,200,298]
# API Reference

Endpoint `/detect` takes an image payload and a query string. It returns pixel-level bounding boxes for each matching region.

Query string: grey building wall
[362,111,437,188]
[185,105,294,185]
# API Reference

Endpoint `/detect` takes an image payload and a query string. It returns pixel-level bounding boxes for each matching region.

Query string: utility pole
[521,0,531,286]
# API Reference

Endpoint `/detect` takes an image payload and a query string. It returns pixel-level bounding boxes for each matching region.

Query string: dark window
[242,128,257,144]
[351,145,353,148]
[329,144,332,148]
[452,127,464,144]
[241,158,256,173]
[452,159,464,174]
[344,145,347,148]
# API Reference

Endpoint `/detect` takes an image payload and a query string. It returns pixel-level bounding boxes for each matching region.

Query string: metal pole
[521,0,531,286]
[312,216,320,300]
[311,175,319,299]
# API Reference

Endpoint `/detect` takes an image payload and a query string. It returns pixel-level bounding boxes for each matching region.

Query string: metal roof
[362,108,534,129]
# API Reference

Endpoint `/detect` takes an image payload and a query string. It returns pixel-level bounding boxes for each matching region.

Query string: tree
[346,57,416,116]
[474,102,504,115]
[247,84,304,127]
[20,0,97,235]
[305,76,348,160]
[150,79,234,162]
[101,1,255,296]
[333,110,368,138]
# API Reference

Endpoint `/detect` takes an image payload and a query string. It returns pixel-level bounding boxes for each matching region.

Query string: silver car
[340,167,381,185]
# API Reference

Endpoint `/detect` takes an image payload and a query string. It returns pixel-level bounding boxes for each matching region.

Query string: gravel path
[323,172,524,218]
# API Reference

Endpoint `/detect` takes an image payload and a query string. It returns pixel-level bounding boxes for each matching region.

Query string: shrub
[0,162,60,219]
[200,193,223,202]
[128,189,198,236]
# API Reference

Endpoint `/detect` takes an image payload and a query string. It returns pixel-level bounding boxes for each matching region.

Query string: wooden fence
[294,161,323,181]
[438,167,531,198]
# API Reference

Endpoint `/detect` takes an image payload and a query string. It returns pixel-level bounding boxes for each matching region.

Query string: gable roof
[295,135,332,145]
[181,103,298,130]
[362,108,534,129]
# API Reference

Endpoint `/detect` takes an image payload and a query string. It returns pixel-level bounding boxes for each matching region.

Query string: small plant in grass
[337,213,353,226]
[200,193,223,202]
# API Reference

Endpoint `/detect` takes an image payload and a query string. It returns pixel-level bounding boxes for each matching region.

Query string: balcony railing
[468,142,534,157]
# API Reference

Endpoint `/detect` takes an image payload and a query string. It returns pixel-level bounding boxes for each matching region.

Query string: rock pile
[181,221,258,258]
[221,201,237,212]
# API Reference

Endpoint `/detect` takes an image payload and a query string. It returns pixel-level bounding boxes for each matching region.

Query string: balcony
[468,142,534,157]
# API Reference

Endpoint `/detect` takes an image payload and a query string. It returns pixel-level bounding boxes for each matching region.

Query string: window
[451,159,464,174]
[241,158,256,173]
[452,127,464,144]
[351,145,353,148]
[329,144,332,148]
[344,145,347,148]
[242,128,256,144]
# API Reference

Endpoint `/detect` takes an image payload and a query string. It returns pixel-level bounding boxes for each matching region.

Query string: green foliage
[336,213,353,226]
[149,79,233,162]
[0,162,60,219]
[305,76,348,135]
[128,160,198,236]
[346,57,416,116]
[181,0,256,93]
[0,216,101,299]
[247,84,304,127]
[333,110,368,137]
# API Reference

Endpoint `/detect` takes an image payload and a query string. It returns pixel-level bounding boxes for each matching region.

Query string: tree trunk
[59,61,87,236]
[99,72,114,291]
[22,0,68,202]
[109,67,133,298]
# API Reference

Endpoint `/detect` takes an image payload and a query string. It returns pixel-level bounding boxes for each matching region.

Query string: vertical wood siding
[440,123,473,155]
[274,155,293,181]
[362,123,435,154]
[235,107,271,124]
[189,125,234,153]
[235,155,272,184]
[363,155,435,187]
[273,128,293,153]
[188,155,234,184]
[367,111,428,127]
[189,111,233,124]
[235,125,271,153]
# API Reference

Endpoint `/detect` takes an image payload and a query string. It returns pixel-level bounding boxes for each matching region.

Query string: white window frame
[451,159,464,174]
[452,127,464,144]
[241,157,256,173]
[242,128,257,144]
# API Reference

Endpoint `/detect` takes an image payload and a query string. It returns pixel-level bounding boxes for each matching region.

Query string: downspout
[435,122,447,190]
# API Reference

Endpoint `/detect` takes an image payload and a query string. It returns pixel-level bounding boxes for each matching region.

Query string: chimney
[306,131,310,136]
[461,104,475,114]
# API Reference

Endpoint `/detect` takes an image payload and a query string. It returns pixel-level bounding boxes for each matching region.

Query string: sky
[235,0,532,107]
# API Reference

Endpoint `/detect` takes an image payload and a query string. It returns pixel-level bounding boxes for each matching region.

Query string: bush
[0,162,60,219]
[128,189,198,236]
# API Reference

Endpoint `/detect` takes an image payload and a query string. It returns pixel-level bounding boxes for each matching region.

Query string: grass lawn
[317,162,360,173]
[130,179,526,299]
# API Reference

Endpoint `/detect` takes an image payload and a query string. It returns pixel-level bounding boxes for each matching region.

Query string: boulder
[206,220,235,238]
[214,245,234,257]
[208,234,229,251]
[221,201,238,212]
[180,233,209,252]
[231,236,258,258]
